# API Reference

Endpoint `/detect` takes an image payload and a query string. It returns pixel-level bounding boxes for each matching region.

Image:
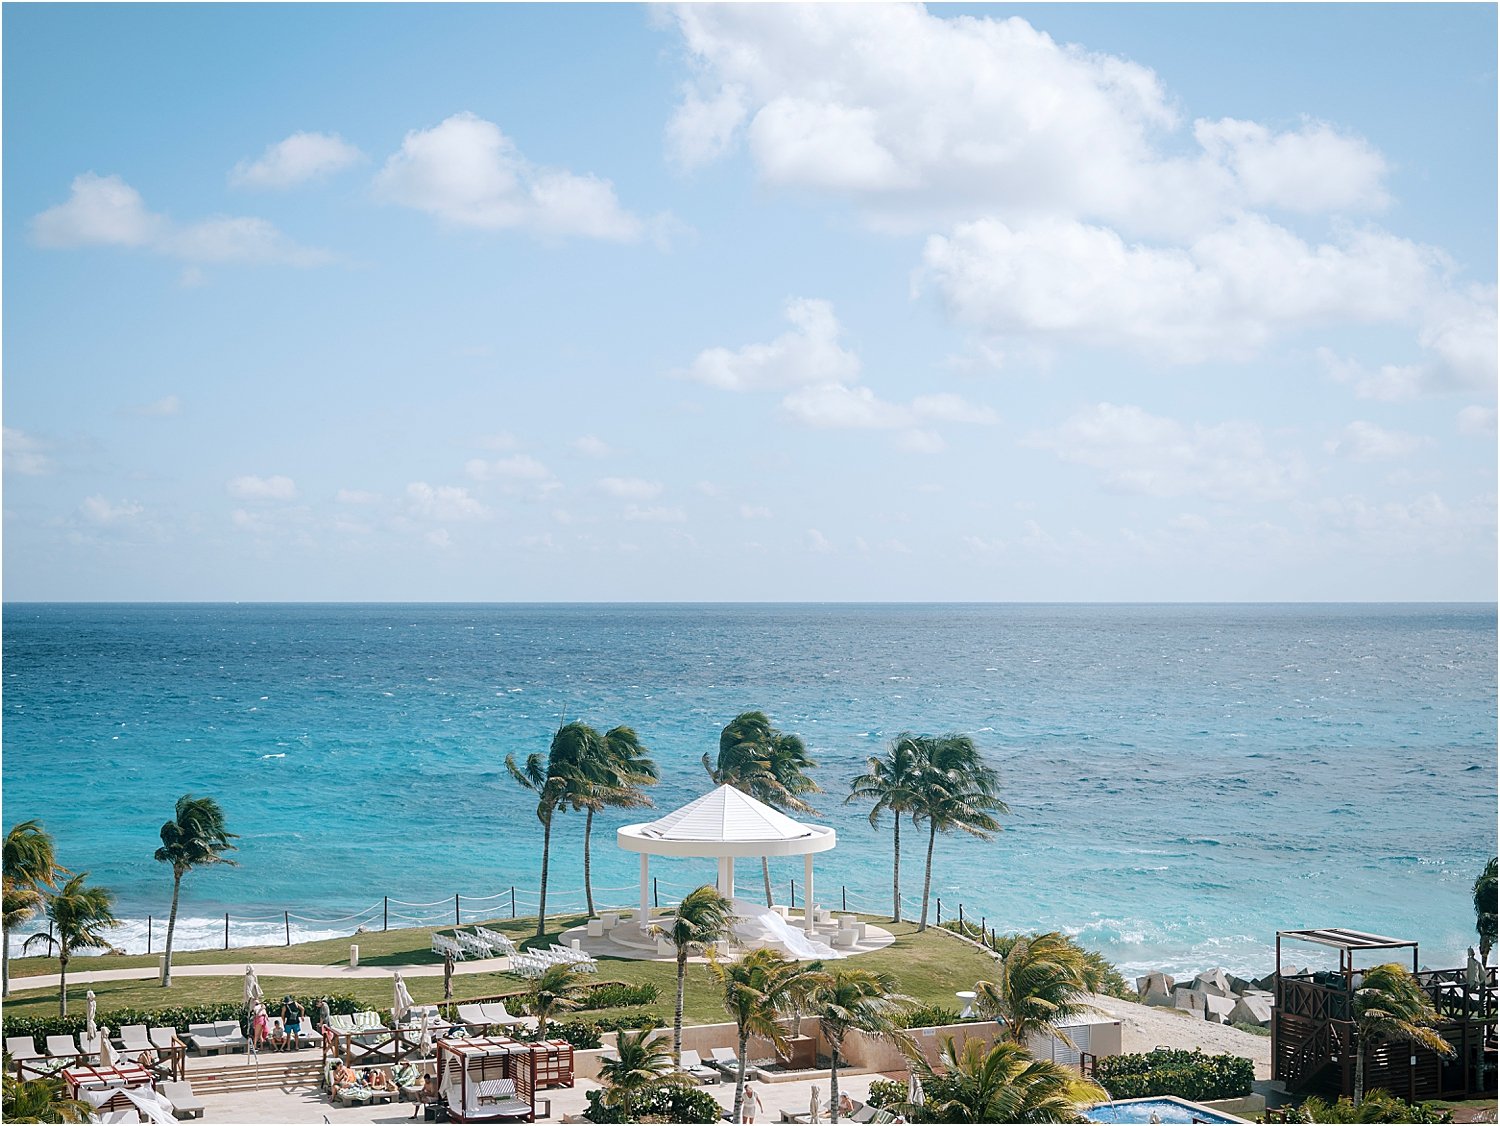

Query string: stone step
[187,1059,323,1095]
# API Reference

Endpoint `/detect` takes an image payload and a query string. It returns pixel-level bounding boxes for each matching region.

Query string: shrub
[866,1078,907,1108]
[1094,1048,1254,1101]
[897,1004,963,1029]
[2,993,360,1050]
[584,1083,722,1123]
[1291,1093,1453,1123]
[579,981,659,1010]
[538,1021,605,1050]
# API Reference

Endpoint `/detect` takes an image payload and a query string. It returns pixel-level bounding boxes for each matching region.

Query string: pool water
[1083,1096,1244,1124]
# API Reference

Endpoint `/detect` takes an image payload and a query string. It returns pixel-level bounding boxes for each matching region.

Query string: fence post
[147,915,152,954]
[285,911,291,946]
[936,897,942,925]
[454,893,460,926]
[510,887,516,919]
[842,886,847,912]
[789,879,796,908]
[959,903,965,931]
[384,896,389,932]
[224,912,229,950]
[980,917,986,945]
[653,878,659,908]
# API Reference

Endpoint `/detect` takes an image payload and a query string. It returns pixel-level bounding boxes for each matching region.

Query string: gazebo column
[640,854,651,931]
[804,853,815,934]
[718,856,735,899]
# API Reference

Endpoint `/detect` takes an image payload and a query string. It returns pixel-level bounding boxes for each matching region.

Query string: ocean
[2,602,1494,979]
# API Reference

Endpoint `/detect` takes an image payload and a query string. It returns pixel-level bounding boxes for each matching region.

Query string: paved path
[13,955,512,991]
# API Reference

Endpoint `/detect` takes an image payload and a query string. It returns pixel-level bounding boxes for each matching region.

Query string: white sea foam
[14,916,356,958]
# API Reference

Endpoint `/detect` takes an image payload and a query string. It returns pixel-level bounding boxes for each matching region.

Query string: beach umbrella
[809,1085,821,1123]
[244,966,263,1006]
[393,971,415,1024]
[906,1071,925,1108]
[99,1036,116,1069]
[85,990,97,1037]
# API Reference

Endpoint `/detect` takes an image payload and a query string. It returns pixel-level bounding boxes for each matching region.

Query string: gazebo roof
[617,784,836,859]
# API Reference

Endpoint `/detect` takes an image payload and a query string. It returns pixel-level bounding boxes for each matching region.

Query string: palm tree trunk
[584,807,596,919]
[674,950,687,1064]
[1354,1030,1365,1104]
[3,922,10,1000]
[830,1043,842,1123]
[762,857,773,908]
[733,1027,750,1123]
[163,870,183,987]
[892,818,902,924]
[536,811,553,939]
[58,951,68,1017]
[918,822,938,932]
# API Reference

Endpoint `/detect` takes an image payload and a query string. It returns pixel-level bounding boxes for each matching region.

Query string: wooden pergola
[1273,927,1497,1102]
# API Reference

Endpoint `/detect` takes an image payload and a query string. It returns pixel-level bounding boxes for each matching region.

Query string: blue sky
[4,3,1495,601]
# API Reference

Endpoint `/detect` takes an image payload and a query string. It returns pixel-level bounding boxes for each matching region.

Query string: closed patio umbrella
[809,1085,821,1123]
[85,990,97,1037]
[418,1009,433,1058]
[907,1071,925,1108]
[99,1036,116,1068]
[243,966,263,1006]
[393,971,414,1024]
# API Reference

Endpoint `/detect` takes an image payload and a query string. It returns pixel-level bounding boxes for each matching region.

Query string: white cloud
[227,474,298,501]
[806,528,833,553]
[127,395,182,417]
[404,482,489,521]
[32,172,329,266]
[1326,420,1426,462]
[230,132,364,189]
[4,428,52,476]
[1457,406,1497,437]
[335,489,382,504]
[739,504,773,519]
[781,382,997,434]
[667,6,1388,235]
[923,214,1447,364]
[375,112,644,241]
[683,298,859,391]
[465,454,553,482]
[599,477,662,501]
[895,429,946,454]
[426,528,453,549]
[80,496,144,524]
[623,505,687,523]
[571,435,612,458]
[1029,403,1302,501]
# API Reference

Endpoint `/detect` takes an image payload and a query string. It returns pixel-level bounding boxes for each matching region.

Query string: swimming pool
[1082,1095,1249,1124]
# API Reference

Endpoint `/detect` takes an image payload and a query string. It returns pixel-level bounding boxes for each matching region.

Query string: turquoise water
[2,603,1494,976]
[1084,1098,1242,1124]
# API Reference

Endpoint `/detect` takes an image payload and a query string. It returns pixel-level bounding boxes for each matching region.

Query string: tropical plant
[525,962,592,1039]
[908,735,1006,931]
[896,1035,1100,1123]
[584,1083,724,1124]
[597,1026,689,1110]
[154,795,237,988]
[847,735,925,923]
[575,725,658,918]
[1290,1091,1453,1123]
[20,873,117,1017]
[1093,1048,1254,1101]
[973,931,1096,1046]
[706,711,820,906]
[3,820,68,1000]
[651,884,735,1063]
[507,723,590,938]
[1351,963,1453,1103]
[1473,856,1497,965]
[712,947,831,1124]
[1,1073,91,1123]
[809,968,914,1122]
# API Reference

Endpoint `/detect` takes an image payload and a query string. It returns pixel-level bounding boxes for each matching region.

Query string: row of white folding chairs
[473,926,518,957]
[548,944,598,971]
[432,932,466,960]
[508,947,596,978]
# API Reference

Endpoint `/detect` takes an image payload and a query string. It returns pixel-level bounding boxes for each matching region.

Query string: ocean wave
[13,916,356,958]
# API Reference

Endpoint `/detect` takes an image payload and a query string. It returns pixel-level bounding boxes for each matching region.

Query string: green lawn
[5,914,999,1028]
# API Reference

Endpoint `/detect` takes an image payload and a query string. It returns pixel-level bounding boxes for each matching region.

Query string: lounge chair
[6,1035,42,1061]
[848,1103,878,1123]
[709,1046,739,1077]
[149,1028,180,1052]
[159,1080,205,1120]
[352,1010,383,1032]
[456,1003,490,1029]
[679,1050,721,1084]
[186,1023,225,1054]
[328,1013,357,1035]
[78,1031,105,1061]
[117,1025,154,1055]
[45,1034,80,1061]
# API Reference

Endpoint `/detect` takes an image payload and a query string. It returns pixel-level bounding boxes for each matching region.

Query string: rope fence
[118,877,966,956]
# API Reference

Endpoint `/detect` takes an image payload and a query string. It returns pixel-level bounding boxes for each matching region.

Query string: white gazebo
[616,784,837,935]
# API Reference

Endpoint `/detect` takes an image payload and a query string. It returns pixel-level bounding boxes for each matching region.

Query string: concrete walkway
[13,955,512,991]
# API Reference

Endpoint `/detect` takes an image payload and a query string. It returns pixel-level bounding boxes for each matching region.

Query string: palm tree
[525,961,591,1039]
[707,711,820,906]
[507,723,592,938]
[652,884,735,1063]
[909,735,1007,932]
[3,820,68,999]
[809,968,914,1122]
[1,1073,92,1123]
[1474,857,1497,965]
[576,725,659,919]
[1351,962,1453,1103]
[897,1036,1098,1124]
[154,795,237,987]
[712,947,831,1123]
[21,873,117,1017]
[597,1027,688,1112]
[973,931,1096,1046]
[847,735,925,923]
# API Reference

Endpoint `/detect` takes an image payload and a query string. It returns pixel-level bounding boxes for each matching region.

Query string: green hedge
[866,1078,907,1108]
[897,1004,963,1029]
[1094,1048,1254,1101]
[1,993,361,1053]
[577,982,659,1010]
[583,1084,722,1124]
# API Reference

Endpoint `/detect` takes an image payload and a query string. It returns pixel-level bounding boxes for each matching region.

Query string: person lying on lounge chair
[332,1062,359,1088]
[410,1075,440,1119]
[367,1069,395,1095]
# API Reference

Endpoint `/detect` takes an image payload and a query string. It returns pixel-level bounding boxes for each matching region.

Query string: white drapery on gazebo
[616,784,837,936]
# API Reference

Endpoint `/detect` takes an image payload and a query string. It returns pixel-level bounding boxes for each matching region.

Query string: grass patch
[5,914,1002,1030]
